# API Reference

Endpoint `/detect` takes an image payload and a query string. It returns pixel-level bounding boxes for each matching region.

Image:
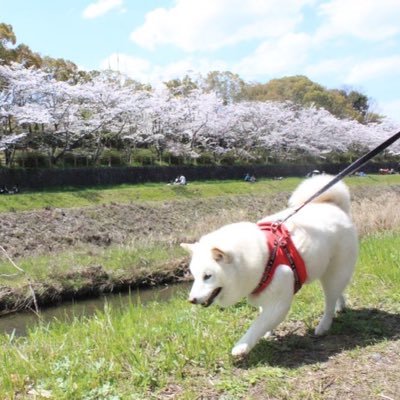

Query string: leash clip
[271,221,282,232]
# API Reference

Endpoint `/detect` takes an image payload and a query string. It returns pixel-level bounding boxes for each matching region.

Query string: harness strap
[252,221,307,295]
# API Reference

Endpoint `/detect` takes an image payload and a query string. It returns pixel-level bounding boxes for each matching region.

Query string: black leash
[282,130,400,223]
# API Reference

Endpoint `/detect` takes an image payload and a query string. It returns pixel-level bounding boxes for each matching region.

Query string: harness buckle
[271,221,281,232]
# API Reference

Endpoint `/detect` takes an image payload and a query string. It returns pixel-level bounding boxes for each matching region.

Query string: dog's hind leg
[232,265,294,357]
[335,294,346,313]
[315,253,356,336]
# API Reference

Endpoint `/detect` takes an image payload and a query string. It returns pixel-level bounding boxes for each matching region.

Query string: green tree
[244,75,321,103]
[0,23,16,64]
[203,71,245,104]
[41,56,80,81]
[243,75,380,123]
[164,75,198,96]
[0,23,16,46]
[12,43,42,67]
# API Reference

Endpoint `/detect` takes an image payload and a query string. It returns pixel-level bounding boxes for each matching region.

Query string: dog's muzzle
[191,287,222,307]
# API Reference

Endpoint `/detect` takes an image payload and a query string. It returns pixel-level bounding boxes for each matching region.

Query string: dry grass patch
[352,192,400,236]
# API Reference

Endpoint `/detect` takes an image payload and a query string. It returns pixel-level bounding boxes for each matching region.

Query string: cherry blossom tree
[1,61,399,168]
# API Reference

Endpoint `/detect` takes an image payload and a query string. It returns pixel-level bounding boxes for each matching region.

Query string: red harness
[252,221,307,295]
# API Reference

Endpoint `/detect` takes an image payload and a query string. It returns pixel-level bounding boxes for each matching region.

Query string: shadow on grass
[170,185,199,198]
[72,190,102,202]
[238,308,400,369]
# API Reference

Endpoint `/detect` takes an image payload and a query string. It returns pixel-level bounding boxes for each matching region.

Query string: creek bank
[0,259,190,316]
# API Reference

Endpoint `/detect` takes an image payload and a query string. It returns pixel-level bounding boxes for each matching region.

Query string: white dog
[181,175,358,357]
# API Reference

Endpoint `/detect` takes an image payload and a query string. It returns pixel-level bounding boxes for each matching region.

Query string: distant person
[306,170,321,178]
[354,171,366,177]
[244,173,251,182]
[249,175,256,183]
[179,175,187,185]
[9,185,19,194]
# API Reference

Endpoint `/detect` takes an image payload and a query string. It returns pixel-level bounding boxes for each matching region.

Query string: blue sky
[1,0,399,121]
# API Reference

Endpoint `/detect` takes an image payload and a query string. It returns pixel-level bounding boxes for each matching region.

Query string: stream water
[0,282,191,337]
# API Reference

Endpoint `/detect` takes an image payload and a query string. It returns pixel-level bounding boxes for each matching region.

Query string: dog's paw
[231,343,250,357]
[314,320,331,336]
[263,330,273,339]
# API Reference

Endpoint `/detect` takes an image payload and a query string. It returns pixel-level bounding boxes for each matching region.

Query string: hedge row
[0,162,397,190]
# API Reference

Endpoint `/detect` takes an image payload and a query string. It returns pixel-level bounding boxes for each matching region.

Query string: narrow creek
[0,282,191,337]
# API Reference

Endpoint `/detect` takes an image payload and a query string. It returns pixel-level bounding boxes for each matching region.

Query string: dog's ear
[180,243,195,254]
[211,247,232,264]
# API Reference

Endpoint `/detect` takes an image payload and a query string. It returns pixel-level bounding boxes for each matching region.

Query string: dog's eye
[203,273,212,281]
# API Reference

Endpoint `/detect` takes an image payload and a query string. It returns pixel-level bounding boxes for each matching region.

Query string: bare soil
[2,185,399,260]
[0,191,296,262]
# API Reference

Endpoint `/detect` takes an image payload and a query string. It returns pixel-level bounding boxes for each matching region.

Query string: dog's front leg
[231,265,294,357]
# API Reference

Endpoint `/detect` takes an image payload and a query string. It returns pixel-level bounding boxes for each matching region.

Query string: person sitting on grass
[179,175,187,185]
[172,175,187,185]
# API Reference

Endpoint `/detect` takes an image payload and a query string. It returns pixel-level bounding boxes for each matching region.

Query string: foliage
[201,70,246,104]
[243,75,382,123]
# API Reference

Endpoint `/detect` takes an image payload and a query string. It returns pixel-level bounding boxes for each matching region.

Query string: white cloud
[130,0,314,51]
[316,0,400,42]
[345,56,400,84]
[82,0,125,19]
[235,33,312,79]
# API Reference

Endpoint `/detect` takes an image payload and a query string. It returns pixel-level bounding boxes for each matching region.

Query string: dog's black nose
[189,297,197,304]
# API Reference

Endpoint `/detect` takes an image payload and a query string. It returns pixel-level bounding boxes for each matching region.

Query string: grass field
[1,174,399,213]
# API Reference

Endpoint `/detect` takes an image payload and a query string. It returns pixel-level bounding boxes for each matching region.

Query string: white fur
[181,175,358,357]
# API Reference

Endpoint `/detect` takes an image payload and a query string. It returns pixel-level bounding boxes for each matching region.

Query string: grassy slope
[1,175,399,213]
[0,242,185,288]
[0,231,399,399]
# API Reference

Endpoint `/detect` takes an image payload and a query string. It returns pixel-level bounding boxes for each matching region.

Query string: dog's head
[181,221,265,307]
[181,242,237,308]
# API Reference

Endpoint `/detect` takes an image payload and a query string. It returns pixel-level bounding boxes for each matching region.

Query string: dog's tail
[288,174,351,214]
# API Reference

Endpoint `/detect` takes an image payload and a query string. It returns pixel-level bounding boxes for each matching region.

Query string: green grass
[0,242,186,288]
[0,231,399,399]
[349,231,400,309]
[1,174,399,213]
